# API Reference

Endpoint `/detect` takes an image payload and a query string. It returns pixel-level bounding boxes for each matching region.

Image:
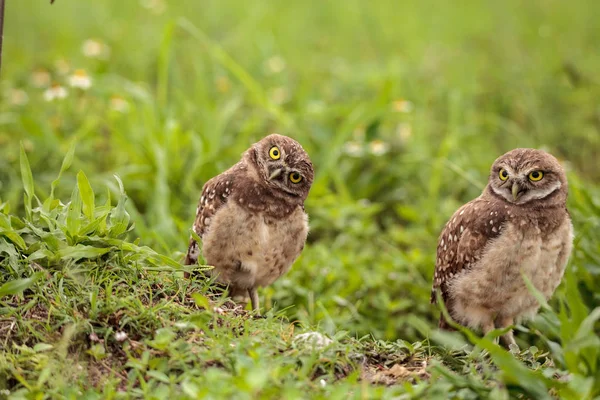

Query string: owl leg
[496,316,517,349]
[248,287,260,315]
[229,286,250,309]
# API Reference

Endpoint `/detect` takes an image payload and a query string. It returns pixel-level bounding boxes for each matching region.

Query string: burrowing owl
[431,148,573,347]
[184,134,314,314]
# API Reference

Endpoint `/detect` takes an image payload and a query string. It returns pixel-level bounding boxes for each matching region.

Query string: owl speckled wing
[184,172,235,266]
[431,197,508,313]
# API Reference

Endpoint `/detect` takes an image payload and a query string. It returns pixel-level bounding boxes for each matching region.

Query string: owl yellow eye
[269,146,281,160]
[528,171,544,181]
[289,172,302,184]
[499,169,509,181]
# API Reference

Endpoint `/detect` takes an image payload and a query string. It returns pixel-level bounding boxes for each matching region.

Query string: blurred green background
[2,0,599,342]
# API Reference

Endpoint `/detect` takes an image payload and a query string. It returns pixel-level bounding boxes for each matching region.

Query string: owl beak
[269,168,283,180]
[512,182,524,201]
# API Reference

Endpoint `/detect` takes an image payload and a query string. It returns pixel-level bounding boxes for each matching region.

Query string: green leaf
[146,370,170,383]
[191,293,211,310]
[77,170,95,221]
[0,274,42,297]
[0,213,27,250]
[20,143,34,217]
[33,343,54,353]
[27,248,55,262]
[108,175,130,237]
[57,244,113,260]
[51,140,76,196]
[66,186,82,237]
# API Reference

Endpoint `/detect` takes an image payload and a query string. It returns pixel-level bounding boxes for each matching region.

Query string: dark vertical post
[0,0,5,75]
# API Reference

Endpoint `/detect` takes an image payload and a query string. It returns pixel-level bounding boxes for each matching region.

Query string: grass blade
[19,143,34,218]
[77,170,95,221]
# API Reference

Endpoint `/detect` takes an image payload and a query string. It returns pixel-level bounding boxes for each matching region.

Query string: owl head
[488,148,568,206]
[248,134,314,200]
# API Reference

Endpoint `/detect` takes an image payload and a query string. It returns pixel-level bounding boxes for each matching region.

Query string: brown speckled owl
[431,148,573,347]
[184,134,314,314]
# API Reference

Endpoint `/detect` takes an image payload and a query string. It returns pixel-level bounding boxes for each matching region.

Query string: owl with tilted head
[184,134,314,314]
[431,148,573,347]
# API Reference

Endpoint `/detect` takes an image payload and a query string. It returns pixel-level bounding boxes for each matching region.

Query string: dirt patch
[361,359,431,385]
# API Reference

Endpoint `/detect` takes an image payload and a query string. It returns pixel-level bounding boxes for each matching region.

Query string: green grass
[1,0,600,398]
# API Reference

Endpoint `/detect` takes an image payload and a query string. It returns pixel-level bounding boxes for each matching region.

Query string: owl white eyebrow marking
[519,180,562,202]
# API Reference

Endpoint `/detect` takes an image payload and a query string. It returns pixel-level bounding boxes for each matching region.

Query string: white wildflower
[82,39,110,59]
[110,95,130,113]
[319,379,327,388]
[264,55,286,74]
[68,69,92,90]
[43,84,68,101]
[392,99,413,113]
[369,140,389,156]
[343,141,363,157]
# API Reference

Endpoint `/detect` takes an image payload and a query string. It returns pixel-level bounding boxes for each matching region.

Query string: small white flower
[319,379,327,388]
[115,331,128,342]
[343,141,363,157]
[43,84,68,101]
[392,99,414,113]
[8,89,29,106]
[69,69,92,90]
[369,140,389,156]
[0,389,10,395]
[110,95,130,113]
[264,55,286,74]
[82,39,110,59]
[30,69,51,88]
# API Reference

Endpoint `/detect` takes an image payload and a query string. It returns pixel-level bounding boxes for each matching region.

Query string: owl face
[250,134,314,200]
[488,148,567,206]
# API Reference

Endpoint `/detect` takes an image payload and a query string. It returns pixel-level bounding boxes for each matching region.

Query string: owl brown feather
[431,197,508,327]
[184,173,235,266]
